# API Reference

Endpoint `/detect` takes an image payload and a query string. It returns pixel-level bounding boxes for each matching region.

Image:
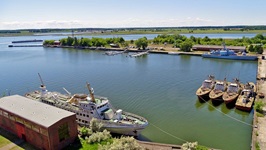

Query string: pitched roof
[0,95,75,128]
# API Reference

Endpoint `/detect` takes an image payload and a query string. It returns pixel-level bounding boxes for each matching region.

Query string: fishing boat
[202,43,258,61]
[196,75,215,101]
[25,75,148,136]
[209,79,227,101]
[223,78,243,105]
[235,82,257,112]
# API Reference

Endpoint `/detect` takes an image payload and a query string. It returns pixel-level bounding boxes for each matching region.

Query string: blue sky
[0,0,265,29]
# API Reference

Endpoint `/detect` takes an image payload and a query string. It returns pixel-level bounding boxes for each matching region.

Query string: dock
[104,50,127,56]
[129,51,149,57]
[137,141,181,150]
[8,44,43,47]
[252,52,266,150]
[12,39,43,43]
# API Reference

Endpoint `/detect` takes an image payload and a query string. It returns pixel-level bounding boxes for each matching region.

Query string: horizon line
[1,25,266,31]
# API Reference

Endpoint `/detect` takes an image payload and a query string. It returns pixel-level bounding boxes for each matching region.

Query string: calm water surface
[0,36,258,150]
[4,33,263,41]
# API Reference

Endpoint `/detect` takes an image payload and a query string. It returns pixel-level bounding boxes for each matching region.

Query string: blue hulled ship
[202,43,258,61]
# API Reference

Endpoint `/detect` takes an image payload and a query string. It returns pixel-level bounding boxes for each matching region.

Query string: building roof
[0,95,75,128]
[192,45,246,50]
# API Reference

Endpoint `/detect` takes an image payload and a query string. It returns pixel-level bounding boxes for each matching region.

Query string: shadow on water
[197,96,210,103]
[225,102,236,109]
[211,100,223,107]
[195,98,207,109]
[207,101,216,112]
[220,103,231,114]
[136,134,152,142]
[234,108,253,120]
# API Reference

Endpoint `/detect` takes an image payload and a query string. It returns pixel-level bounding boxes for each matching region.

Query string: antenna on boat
[38,73,45,86]
[86,82,95,103]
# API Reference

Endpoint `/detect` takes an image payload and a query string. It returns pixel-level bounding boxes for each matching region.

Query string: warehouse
[0,95,78,150]
[192,45,246,52]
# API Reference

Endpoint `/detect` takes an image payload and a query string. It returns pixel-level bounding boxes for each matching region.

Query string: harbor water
[0,36,258,150]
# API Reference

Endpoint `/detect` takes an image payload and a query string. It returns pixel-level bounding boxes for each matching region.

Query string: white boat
[25,82,148,136]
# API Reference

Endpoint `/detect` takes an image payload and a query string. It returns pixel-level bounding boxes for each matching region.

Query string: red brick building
[0,95,78,150]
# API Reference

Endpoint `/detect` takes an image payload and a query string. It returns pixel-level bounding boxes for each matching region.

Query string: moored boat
[196,75,215,101]
[209,79,227,101]
[202,43,258,61]
[25,79,148,136]
[223,78,243,105]
[235,82,257,112]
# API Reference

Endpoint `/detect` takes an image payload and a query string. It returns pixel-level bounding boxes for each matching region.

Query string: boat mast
[86,82,96,102]
[38,73,47,98]
[222,42,229,55]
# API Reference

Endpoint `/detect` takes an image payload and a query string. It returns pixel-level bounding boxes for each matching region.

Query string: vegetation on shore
[44,33,265,53]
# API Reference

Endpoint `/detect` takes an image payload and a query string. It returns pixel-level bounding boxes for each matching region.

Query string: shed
[0,95,78,150]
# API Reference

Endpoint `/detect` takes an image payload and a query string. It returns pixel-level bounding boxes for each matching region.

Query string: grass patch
[256,112,264,117]
[63,137,112,150]
[256,141,260,150]
[0,136,12,147]
[10,143,37,150]
[0,128,19,147]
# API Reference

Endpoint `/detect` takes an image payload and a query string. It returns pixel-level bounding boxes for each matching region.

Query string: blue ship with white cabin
[202,43,258,61]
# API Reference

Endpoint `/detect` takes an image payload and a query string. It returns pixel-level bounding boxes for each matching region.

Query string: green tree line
[44,33,266,53]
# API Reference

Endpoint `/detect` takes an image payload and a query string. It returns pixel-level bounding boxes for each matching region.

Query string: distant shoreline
[1,28,266,37]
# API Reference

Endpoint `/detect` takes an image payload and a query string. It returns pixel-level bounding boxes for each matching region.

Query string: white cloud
[0,17,222,29]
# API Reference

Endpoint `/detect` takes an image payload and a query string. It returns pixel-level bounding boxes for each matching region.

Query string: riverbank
[252,51,266,150]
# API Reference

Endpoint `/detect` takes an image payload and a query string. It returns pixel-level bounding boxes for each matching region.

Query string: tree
[135,37,148,50]
[66,37,74,46]
[254,34,264,40]
[254,45,263,54]
[248,45,254,52]
[180,40,193,52]
[73,37,78,46]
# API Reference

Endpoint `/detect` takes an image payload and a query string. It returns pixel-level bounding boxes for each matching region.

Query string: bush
[254,100,265,113]
[80,126,92,138]
[90,118,103,132]
[99,136,144,150]
[182,142,198,150]
[87,130,111,144]
[181,142,209,150]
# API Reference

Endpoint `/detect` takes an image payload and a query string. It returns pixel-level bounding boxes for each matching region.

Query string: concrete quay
[252,51,266,150]
[137,141,181,150]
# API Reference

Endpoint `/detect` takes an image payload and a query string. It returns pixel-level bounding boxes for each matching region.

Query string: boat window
[203,81,211,88]
[87,115,89,117]
[83,114,85,117]
[228,85,237,92]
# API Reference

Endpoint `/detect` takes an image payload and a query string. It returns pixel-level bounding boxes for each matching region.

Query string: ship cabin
[202,80,213,89]
[227,83,238,93]
[214,82,226,91]
[240,89,253,103]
